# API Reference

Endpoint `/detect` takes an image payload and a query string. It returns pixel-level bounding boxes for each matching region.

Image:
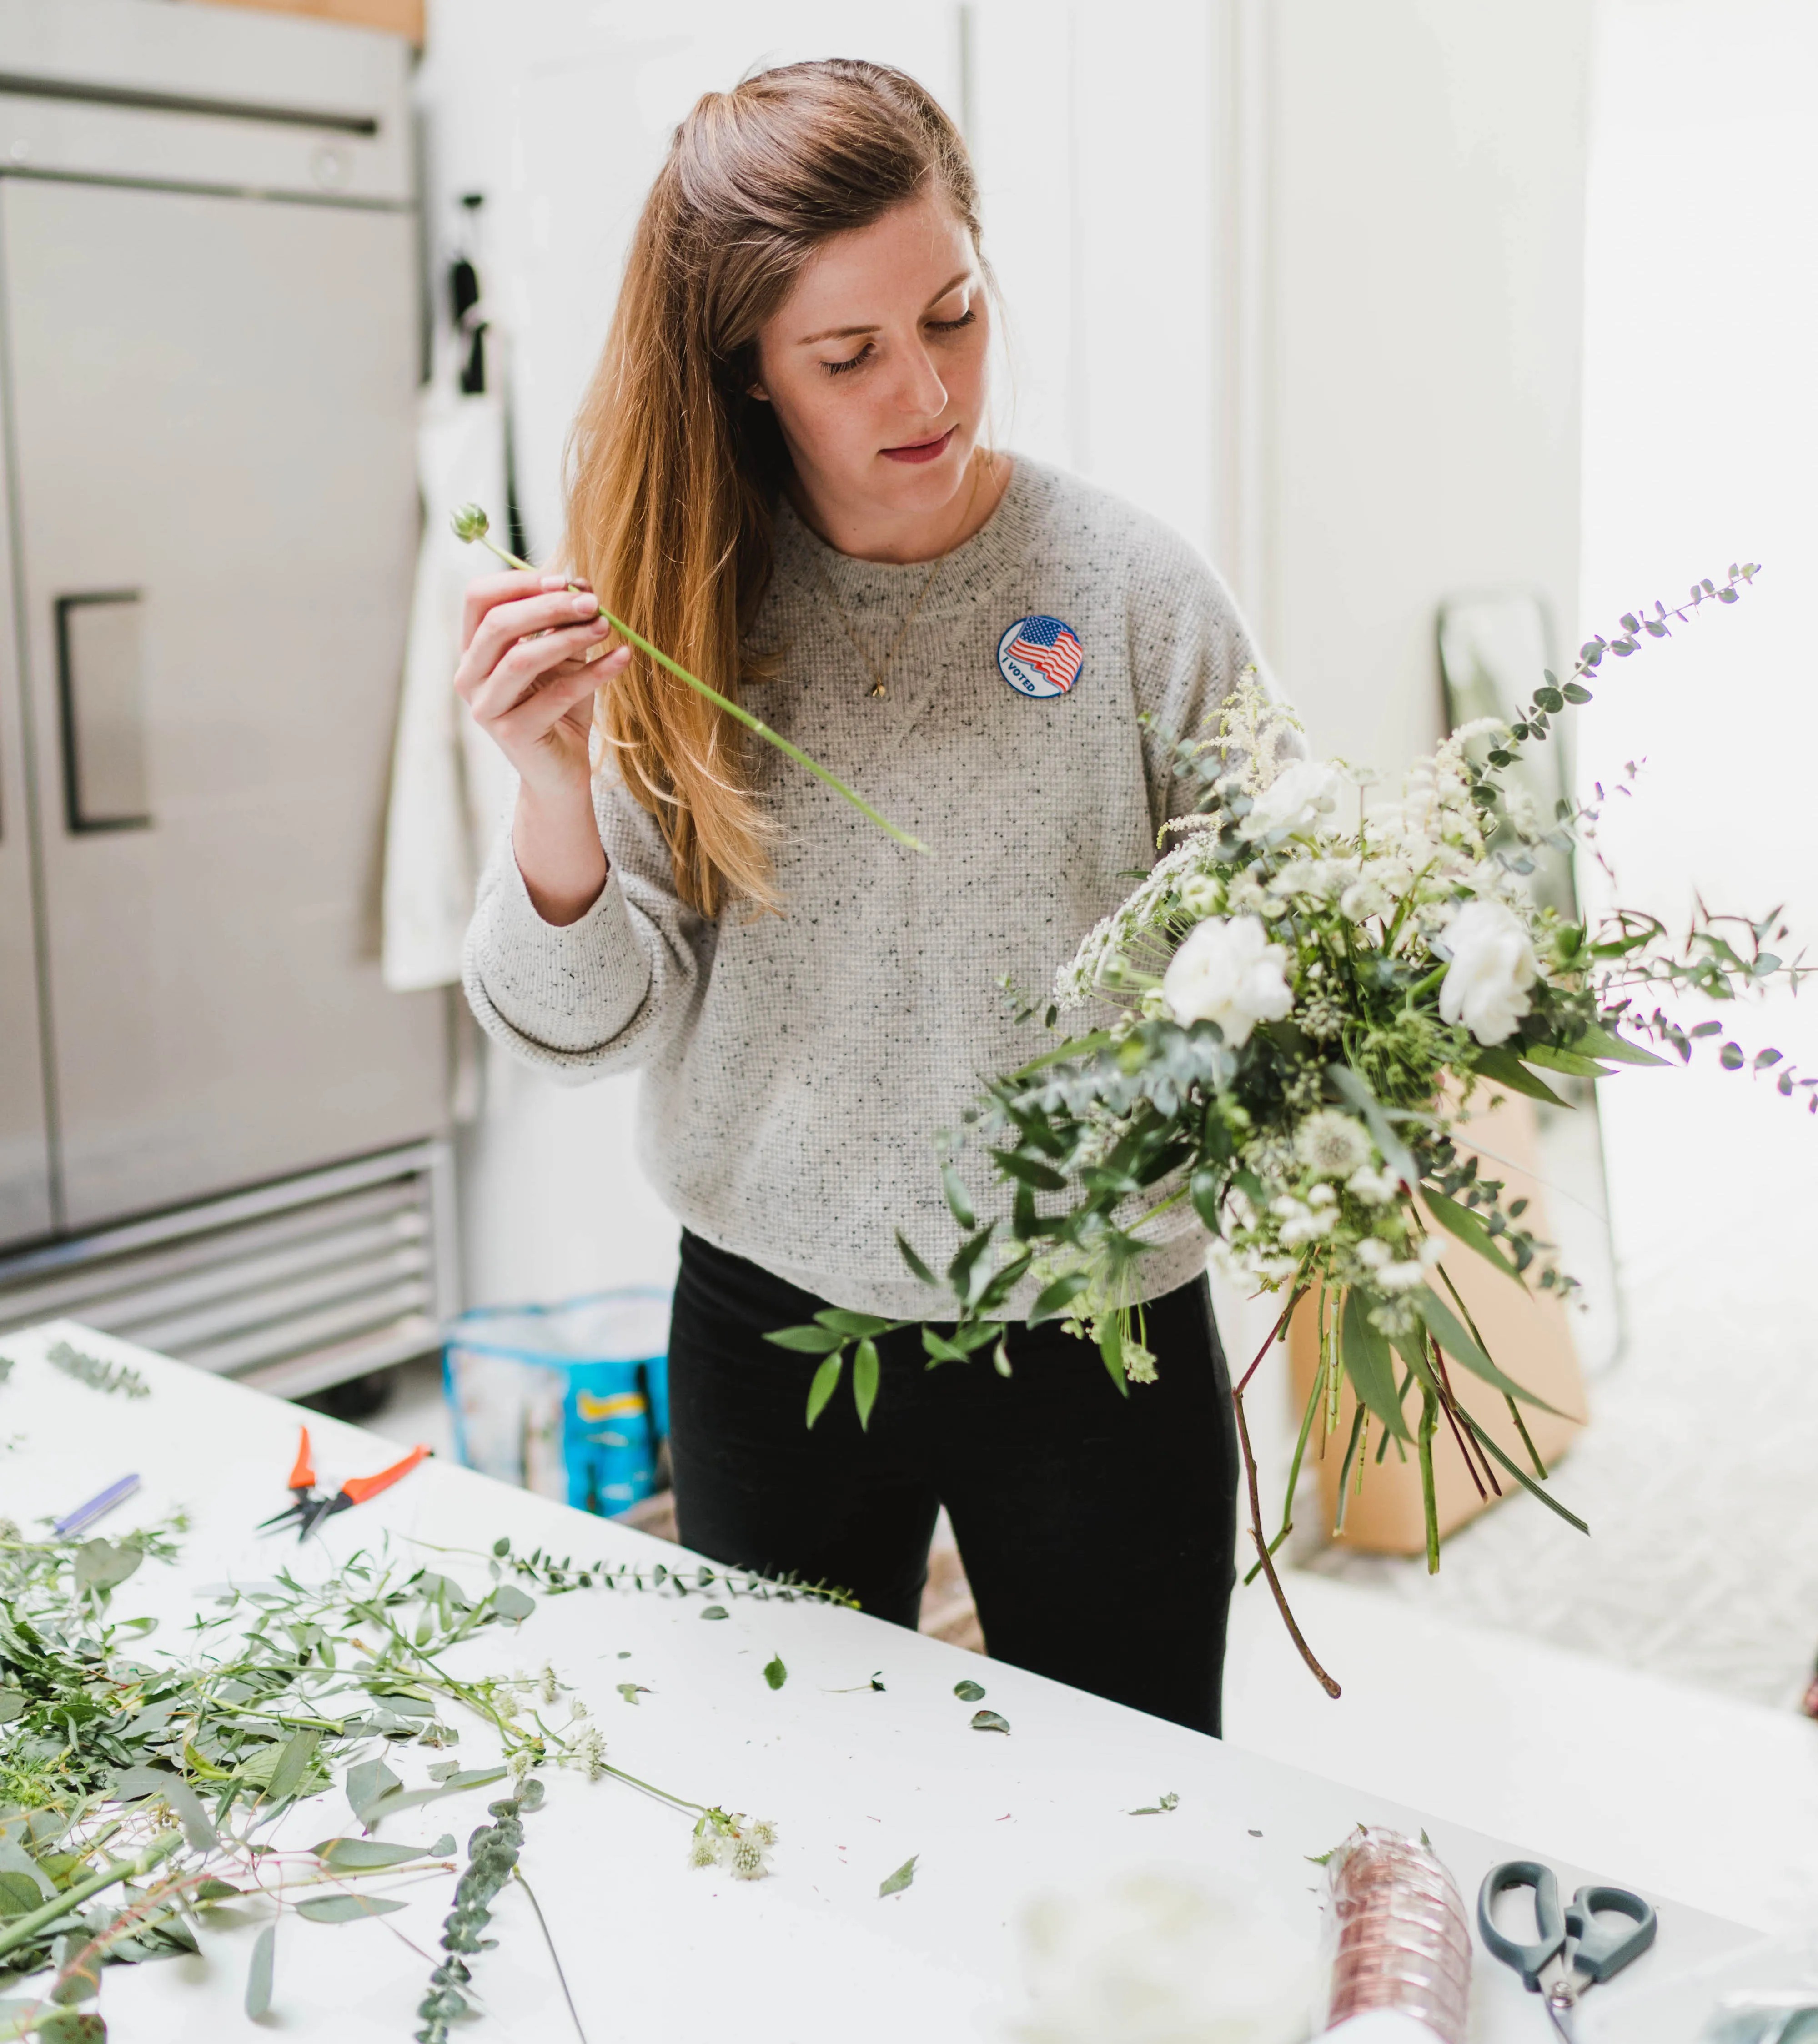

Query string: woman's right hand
[455,571,632,925]
[454,571,630,799]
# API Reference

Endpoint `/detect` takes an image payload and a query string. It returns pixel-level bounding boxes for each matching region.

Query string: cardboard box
[1285,1087,1587,1556]
[188,0,424,46]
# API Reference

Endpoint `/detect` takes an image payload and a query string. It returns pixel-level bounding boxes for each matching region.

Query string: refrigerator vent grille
[0,1143,453,1401]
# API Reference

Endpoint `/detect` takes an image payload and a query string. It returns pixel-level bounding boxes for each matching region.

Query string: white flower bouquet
[777,563,1812,1690]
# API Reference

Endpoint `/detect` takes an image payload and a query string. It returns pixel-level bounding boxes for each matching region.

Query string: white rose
[1161,915,1293,1045]
[1245,758,1349,837]
[1436,899,1540,1045]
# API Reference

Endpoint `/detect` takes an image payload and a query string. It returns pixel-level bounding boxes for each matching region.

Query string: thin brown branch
[1232,1378,1341,1697]
[1427,1337,1496,1502]
[1236,1284,1306,1396]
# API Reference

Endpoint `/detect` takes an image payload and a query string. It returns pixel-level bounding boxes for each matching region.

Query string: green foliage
[0,1517,786,2039]
[761,567,1804,1692]
[414,1783,539,2044]
[42,1344,147,1402]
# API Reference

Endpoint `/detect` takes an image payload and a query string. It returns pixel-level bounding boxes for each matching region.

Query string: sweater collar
[770,455,1044,620]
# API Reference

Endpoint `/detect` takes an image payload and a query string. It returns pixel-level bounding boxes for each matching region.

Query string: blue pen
[54,1474,141,1538]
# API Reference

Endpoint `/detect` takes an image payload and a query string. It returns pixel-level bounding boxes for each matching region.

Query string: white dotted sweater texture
[462,457,1286,1318]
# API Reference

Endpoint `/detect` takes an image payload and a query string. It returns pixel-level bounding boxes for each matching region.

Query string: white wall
[1257,0,1592,779]
[1577,0,1818,1311]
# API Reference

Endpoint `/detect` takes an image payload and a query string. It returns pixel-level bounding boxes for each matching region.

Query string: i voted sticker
[997,614,1084,698]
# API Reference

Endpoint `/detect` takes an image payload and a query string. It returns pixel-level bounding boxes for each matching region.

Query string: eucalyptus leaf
[878,1856,918,1898]
[345,1758,401,1824]
[700,1605,729,1621]
[763,1654,787,1692]
[940,1165,976,1230]
[490,1584,535,1623]
[245,1921,275,2019]
[953,1679,986,1703]
[259,1727,323,1807]
[316,1837,447,1870]
[72,1539,142,1596]
[970,1710,1011,1735]
[294,1894,408,1924]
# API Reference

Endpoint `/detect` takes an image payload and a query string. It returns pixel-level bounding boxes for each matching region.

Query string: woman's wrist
[512,777,608,927]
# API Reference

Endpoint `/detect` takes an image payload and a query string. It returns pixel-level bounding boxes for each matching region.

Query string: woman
[457,60,1289,1735]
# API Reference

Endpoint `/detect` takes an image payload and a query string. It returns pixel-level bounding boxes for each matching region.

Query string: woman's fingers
[457,588,606,693]
[465,622,616,723]
[487,655,618,749]
[459,569,595,651]
[464,638,626,736]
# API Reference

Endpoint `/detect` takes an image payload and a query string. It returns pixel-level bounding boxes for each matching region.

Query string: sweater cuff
[472,852,652,1056]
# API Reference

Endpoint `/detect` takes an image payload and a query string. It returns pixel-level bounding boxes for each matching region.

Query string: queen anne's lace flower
[1292,1110,1374,1179]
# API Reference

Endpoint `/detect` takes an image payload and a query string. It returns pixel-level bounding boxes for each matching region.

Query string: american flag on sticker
[996,614,1085,698]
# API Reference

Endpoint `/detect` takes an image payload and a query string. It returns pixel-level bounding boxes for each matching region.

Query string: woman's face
[751,190,992,541]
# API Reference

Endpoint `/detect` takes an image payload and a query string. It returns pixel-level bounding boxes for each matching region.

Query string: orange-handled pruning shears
[257,1425,431,1542]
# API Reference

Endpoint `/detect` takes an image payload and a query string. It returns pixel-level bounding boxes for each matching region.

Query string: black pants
[666,1230,1240,1735]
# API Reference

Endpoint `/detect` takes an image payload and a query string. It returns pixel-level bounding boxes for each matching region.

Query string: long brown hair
[561,60,983,916]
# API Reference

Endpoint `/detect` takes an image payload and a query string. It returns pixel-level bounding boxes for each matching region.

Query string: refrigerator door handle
[55,590,152,832]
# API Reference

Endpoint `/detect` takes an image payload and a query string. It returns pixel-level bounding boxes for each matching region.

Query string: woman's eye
[822,346,873,377]
[927,307,976,335]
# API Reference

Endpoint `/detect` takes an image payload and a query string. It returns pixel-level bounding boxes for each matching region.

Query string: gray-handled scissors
[1478,1860,1658,2040]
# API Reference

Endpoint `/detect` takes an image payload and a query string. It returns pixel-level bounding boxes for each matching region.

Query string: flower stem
[512,1870,589,2044]
[1417,1386,1441,1574]
[469,529,926,855]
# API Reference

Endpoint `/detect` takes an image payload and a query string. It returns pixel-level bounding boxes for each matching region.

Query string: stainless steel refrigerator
[0,0,454,1395]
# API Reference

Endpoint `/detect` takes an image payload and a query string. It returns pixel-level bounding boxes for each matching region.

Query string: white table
[0,1320,1760,2043]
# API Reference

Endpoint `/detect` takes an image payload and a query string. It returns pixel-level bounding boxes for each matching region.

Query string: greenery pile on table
[0,1513,833,2041]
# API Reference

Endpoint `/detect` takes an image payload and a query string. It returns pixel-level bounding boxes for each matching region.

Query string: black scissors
[1479,1860,1658,2040]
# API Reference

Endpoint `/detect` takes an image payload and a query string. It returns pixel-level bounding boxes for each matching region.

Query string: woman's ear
[748,379,772,403]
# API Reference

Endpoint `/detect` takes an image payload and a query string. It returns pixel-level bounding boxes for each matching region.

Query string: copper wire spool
[1325,1828,1473,2042]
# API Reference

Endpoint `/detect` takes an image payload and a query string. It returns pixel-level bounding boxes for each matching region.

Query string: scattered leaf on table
[72,1538,142,1595]
[763,1654,787,1691]
[700,1605,728,1621]
[261,1727,323,1806]
[1129,1791,1179,1815]
[315,1838,447,1871]
[295,1894,409,1924]
[161,1773,220,1851]
[195,1878,242,1901]
[879,1856,918,1898]
[491,1584,535,1623]
[345,1758,401,1823]
[616,1683,649,1705]
[245,1922,275,2018]
[970,1710,1010,1735]
[953,1679,985,1703]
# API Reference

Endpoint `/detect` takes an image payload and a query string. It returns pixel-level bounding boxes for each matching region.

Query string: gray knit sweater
[463,457,1286,1319]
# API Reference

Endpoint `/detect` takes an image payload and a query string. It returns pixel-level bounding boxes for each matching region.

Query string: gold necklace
[812,553,944,701]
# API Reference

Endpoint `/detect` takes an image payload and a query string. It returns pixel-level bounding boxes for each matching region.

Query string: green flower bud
[451,503,491,544]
